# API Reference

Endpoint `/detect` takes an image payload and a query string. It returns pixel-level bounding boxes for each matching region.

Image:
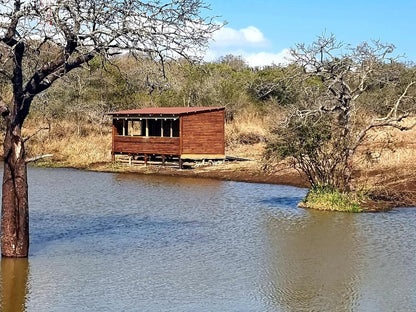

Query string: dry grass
[225,111,269,148]
[352,119,416,204]
[22,118,112,168]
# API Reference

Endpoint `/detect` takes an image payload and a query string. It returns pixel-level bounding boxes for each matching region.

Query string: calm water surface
[1,166,415,311]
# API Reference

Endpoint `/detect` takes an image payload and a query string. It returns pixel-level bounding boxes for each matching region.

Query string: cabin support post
[111,152,115,162]
[128,154,132,166]
[144,154,148,166]
[179,156,183,170]
[162,155,166,166]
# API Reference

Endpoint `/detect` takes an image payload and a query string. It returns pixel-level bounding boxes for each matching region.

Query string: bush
[299,185,364,212]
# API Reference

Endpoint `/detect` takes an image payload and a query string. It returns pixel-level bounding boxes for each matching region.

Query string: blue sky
[205,0,416,67]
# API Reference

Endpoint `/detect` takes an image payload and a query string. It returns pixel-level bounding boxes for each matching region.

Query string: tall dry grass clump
[20,118,112,168]
[351,118,416,204]
[225,110,268,145]
[225,110,270,159]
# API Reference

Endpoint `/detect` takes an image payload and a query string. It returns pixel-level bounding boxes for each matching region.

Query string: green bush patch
[299,185,365,212]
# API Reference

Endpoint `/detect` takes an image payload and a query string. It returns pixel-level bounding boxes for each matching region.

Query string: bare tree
[0,0,220,257]
[266,34,416,191]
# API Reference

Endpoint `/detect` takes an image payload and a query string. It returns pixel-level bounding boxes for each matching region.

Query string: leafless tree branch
[25,154,53,163]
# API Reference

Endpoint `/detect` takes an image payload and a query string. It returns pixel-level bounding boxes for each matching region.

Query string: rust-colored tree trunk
[1,38,30,258]
[1,120,29,257]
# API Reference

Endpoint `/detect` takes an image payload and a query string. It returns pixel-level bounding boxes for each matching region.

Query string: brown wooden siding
[113,136,180,155]
[181,110,225,155]
[112,120,122,155]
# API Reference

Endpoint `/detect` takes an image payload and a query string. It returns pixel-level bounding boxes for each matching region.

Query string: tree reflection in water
[1,257,29,312]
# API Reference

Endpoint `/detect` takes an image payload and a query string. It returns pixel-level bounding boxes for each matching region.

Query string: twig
[26,154,53,163]
[23,127,49,143]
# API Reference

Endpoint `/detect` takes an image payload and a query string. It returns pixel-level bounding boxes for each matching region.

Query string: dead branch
[376,81,416,121]
[23,127,49,143]
[25,154,53,163]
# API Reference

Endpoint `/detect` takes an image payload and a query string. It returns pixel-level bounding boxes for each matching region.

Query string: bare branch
[1,0,22,46]
[377,81,416,121]
[23,127,49,143]
[25,154,53,163]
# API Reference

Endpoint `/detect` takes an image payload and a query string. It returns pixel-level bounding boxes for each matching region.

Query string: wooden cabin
[109,107,225,166]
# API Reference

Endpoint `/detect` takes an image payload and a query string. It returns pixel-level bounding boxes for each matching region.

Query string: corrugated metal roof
[108,107,224,116]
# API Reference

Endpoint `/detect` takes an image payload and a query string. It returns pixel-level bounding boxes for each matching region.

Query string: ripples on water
[0,167,415,311]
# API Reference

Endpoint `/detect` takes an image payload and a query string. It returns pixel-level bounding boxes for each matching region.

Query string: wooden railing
[113,136,180,155]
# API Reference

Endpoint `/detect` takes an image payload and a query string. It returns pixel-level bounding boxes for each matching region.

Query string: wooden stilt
[179,156,183,170]
[162,155,166,166]
[144,154,148,166]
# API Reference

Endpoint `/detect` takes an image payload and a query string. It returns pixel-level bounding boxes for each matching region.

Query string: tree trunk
[1,124,29,257]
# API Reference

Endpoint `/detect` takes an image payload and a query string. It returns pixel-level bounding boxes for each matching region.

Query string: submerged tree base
[299,185,392,213]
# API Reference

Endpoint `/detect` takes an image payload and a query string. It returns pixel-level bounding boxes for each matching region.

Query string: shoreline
[34,159,416,211]
[34,158,309,188]
[85,160,309,188]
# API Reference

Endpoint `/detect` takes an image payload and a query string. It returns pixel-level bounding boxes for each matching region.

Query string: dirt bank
[33,155,416,211]
[86,159,310,188]
[84,156,416,209]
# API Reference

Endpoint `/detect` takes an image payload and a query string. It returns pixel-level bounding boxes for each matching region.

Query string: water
[1,166,416,311]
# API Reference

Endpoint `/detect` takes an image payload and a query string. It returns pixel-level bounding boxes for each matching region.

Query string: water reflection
[262,211,361,311]
[1,258,29,312]
[0,166,412,311]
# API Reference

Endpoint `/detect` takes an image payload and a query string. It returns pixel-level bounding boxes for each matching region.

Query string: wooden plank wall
[181,110,225,155]
[113,136,180,155]
[112,120,123,157]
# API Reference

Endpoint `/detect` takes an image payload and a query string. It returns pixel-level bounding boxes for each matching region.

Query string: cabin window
[148,119,161,137]
[140,120,146,136]
[113,120,124,136]
[163,120,171,137]
[172,119,179,137]
[119,120,145,136]
[127,120,140,136]
[114,118,179,137]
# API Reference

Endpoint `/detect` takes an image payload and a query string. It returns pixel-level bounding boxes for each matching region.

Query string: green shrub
[300,185,364,212]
